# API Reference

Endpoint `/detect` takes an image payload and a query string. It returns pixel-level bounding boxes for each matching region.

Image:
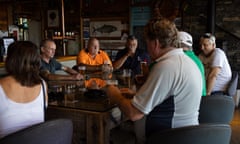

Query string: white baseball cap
[178,31,193,47]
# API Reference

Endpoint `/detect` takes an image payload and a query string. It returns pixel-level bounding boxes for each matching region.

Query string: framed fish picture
[90,20,122,37]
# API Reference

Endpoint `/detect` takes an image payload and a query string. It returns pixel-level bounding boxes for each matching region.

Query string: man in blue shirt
[113,35,150,76]
[40,39,83,81]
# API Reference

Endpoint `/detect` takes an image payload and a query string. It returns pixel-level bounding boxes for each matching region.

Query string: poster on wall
[47,10,59,27]
[90,21,122,37]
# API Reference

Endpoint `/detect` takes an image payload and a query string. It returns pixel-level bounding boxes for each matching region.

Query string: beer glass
[78,66,86,75]
[123,69,132,88]
[140,61,148,76]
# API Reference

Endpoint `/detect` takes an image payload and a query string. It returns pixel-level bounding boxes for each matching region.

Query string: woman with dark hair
[0,41,48,138]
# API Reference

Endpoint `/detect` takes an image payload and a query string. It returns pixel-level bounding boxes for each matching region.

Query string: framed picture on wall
[90,20,122,37]
[47,10,59,27]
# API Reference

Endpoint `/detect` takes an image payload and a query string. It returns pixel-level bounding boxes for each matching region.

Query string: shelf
[52,36,76,40]
[52,36,63,40]
[64,36,76,40]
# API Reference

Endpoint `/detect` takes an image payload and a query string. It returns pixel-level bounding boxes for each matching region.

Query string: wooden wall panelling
[81,0,130,17]
[0,3,10,31]
[42,0,81,56]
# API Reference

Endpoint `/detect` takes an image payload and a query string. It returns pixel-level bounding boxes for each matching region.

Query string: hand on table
[120,88,136,99]
[73,73,84,80]
[102,64,113,73]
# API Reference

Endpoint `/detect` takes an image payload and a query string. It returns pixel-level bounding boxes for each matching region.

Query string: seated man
[76,37,113,72]
[113,35,150,76]
[40,39,83,81]
[178,31,206,96]
[198,33,232,96]
[106,18,202,143]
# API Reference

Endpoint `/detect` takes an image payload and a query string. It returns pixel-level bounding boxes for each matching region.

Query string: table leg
[86,113,110,144]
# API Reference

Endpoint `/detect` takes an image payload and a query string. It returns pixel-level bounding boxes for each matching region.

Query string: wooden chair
[0,119,73,144]
[146,124,231,144]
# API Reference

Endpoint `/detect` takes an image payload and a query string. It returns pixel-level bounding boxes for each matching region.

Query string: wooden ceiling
[0,0,188,21]
[0,0,45,20]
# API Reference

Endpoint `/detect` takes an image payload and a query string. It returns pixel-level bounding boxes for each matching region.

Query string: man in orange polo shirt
[77,38,120,129]
[76,37,113,72]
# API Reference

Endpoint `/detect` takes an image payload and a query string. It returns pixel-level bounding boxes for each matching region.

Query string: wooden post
[61,0,66,56]
[207,0,216,34]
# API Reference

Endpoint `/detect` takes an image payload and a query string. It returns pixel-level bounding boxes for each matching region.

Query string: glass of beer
[140,61,148,76]
[123,69,132,88]
[78,66,86,75]
[106,79,118,86]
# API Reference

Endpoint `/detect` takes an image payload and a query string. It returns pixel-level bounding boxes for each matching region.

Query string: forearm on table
[63,66,78,75]
[87,65,102,71]
[40,71,74,81]
[115,93,144,121]
[77,63,102,72]
[47,73,76,81]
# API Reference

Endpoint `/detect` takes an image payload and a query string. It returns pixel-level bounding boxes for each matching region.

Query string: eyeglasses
[45,47,56,51]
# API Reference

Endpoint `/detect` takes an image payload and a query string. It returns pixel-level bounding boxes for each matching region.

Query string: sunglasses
[202,33,213,38]
[201,33,216,43]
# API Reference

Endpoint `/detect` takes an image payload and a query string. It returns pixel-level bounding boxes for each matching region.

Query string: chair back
[199,95,235,124]
[0,119,73,144]
[146,124,231,144]
[227,71,238,97]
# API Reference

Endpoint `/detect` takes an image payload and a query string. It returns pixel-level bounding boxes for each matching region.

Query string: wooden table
[46,105,113,144]
[46,72,128,144]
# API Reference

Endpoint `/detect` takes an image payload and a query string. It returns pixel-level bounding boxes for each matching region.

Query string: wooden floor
[231,107,240,144]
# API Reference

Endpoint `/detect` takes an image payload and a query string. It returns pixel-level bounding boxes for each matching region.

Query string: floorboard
[231,107,240,144]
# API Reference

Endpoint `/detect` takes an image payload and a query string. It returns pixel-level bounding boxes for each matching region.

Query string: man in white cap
[178,31,206,96]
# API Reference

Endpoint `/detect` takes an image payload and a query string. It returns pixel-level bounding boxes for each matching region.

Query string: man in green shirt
[178,31,207,96]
